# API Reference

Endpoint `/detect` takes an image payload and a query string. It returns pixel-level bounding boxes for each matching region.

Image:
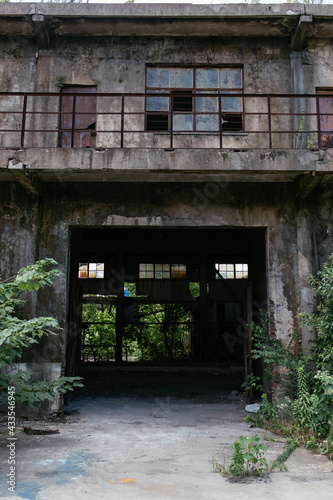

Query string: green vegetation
[212,433,269,478]
[82,283,192,363]
[0,259,83,407]
[243,254,333,461]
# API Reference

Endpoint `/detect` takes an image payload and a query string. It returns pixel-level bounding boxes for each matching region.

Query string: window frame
[146,66,244,133]
[139,263,187,280]
[215,263,248,280]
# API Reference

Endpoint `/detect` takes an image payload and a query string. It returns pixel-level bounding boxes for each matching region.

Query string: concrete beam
[1,148,325,185]
[7,160,40,197]
[295,170,320,198]
[31,14,50,50]
[290,15,313,51]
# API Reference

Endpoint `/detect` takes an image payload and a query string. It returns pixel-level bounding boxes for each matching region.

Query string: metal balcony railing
[0,91,332,150]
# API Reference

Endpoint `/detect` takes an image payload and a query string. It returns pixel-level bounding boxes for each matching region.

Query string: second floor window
[146,67,243,133]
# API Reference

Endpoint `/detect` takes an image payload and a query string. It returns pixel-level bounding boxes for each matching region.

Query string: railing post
[20,94,28,148]
[121,95,124,148]
[71,93,76,148]
[218,91,223,149]
[170,93,173,149]
[316,93,321,149]
[267,95,272,149]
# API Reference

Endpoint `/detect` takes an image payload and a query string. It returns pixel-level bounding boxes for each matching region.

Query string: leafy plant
[229,435,269,477]
[270,437,299,472]
[55,76,65,89]
[240,434,269,476]
[241,373,263,394]
[229,440,245,476]
[0,259,83,408]
[292,364,312,433]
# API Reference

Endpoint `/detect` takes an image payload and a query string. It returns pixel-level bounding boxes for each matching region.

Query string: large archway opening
[66,227,267,396]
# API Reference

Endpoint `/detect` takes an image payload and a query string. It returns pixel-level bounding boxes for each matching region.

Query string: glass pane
[146,93,169,112]
[196,115,219,131]
[196,95,218,112]
[171,264,186,278]
[171,68,193,88]
[221,96,243,112]
[173,114,193,131]
[220,69,242,89]
[89,263,97,271]
[155,264,163,272]
[147,264,154,271]
[78,263,88,279]
[147,68,170,88]
[146,271,154,278]
[155,271,163,279]
[229,69,242,89]
[196,69,219,89]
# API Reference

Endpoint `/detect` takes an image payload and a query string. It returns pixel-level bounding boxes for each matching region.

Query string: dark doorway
[66,227,267,390]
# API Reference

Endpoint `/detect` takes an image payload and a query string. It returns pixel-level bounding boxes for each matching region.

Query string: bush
[0,259,83,408]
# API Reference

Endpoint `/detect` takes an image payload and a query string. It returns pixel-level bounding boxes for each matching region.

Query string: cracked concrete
[0,371,332,499]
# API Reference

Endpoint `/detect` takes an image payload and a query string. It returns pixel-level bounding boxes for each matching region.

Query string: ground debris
[23,425,60,435]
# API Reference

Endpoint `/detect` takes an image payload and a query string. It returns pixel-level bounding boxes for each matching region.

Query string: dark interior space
[66,227,267,397]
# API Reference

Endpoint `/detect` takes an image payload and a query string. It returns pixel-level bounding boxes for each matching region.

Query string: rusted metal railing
[0,91,332,150]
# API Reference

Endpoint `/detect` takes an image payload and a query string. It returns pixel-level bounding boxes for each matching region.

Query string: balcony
[1,91,333,195]
[0,91,332,151]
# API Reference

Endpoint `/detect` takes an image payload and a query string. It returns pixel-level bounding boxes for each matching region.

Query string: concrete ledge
[0,147,327,184]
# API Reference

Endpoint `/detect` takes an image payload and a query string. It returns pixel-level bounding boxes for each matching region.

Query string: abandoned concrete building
[1,3,333,412]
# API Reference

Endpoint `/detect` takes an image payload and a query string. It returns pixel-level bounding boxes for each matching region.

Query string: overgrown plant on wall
[245,254,333,459]
[0,258,83,408]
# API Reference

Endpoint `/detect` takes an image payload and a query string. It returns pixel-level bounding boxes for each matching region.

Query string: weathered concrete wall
[0,35,292,150]
[2,181,330,348]
[1,6,333,414]
[1,171,332,414]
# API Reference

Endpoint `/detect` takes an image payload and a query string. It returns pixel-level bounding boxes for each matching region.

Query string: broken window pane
[146,66,243,133]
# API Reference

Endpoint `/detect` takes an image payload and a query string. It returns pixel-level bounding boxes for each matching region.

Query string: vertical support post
[244,282,253,403]
[170,92,173,150]
[115,253,124,363]
[199,254,208,362]
[218,91,223,149]
[21,94,28,148]
[71,93,77,148]
[316,94,321,149]
[121,95,125,149]
[267,95,272,149]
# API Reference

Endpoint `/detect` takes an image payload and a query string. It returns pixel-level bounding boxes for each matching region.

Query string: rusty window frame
[145,66,243,133]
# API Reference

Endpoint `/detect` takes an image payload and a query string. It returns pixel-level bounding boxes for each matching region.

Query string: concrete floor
[0,368,332,500]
